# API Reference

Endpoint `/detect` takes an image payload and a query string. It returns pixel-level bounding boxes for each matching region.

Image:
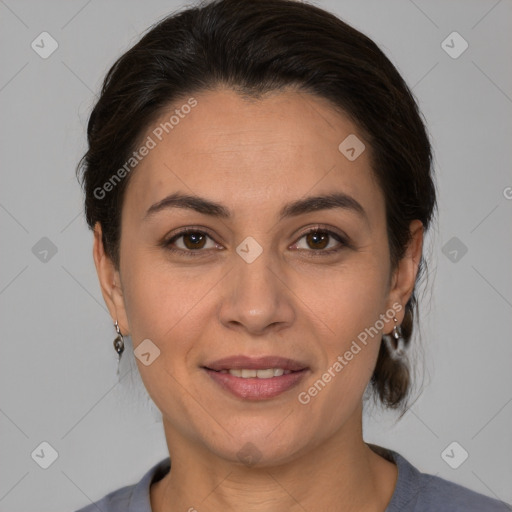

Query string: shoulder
[412,471,511,511]
[73,484,133,512]
[72,457,171,512]
[377,446,511,512]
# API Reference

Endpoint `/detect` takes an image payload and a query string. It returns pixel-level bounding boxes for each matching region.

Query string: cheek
[294,254,390,343]
[121,247,219,343]
[119,259,212,424]
[292,258,388,410]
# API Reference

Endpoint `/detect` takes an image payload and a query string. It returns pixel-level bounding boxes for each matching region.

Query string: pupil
[185,233,205,249]
[308,232,328,249]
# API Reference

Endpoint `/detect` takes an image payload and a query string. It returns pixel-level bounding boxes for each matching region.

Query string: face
[94,87,422,467]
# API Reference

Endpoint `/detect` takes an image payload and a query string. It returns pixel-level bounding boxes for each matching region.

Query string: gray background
[0,0,511,510]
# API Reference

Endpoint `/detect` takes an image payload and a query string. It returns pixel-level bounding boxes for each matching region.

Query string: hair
[76,0,437,411]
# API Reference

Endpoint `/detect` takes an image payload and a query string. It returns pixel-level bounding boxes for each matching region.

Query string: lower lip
[204,368,308,400]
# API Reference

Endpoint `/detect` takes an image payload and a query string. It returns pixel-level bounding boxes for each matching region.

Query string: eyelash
[162,226,349,258]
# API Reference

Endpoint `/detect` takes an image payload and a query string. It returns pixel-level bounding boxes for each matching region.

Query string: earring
[113,320,125,369]
[383,316,405,360]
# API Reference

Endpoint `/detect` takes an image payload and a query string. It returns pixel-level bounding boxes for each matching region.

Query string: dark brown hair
[76,0,437,411]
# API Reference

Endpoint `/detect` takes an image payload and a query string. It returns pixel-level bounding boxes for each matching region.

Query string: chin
[204,425,311,469]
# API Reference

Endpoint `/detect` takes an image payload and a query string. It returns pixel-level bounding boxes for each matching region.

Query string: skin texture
[93,87,423,511]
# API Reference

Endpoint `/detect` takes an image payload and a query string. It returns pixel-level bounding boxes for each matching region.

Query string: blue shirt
[74,446,510,511]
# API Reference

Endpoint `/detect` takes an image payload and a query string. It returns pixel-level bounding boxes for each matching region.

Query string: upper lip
[204,355,308,372]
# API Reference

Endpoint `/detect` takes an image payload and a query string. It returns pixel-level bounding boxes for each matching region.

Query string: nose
[218,243,296,336]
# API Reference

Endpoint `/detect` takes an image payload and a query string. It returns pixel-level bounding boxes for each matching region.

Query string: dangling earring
[113,320,125,375]
[383,316,405,360]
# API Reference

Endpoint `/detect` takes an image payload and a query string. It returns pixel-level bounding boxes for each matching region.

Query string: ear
[384,219,424,331]
[92,222,130,335]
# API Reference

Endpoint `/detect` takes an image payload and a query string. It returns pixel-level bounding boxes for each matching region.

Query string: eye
[163,228,220,257]
[292,227,347,255]
[163,225,349,257]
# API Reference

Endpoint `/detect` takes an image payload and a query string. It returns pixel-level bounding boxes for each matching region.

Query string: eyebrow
[144,191,369,225]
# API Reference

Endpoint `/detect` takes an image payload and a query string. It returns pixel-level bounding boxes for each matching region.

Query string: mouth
[202,355,309,400]
[207,367,297,377]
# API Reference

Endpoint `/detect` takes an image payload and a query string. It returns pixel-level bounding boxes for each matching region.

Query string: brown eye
[164,229,218,256]
[181,232,207,250]
[305,231,330,250]
[293,228,347,255]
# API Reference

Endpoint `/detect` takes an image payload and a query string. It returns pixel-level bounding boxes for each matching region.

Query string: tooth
[256,369,274,379]
[225,368,291,378]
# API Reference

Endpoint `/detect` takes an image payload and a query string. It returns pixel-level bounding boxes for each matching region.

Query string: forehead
[123,87,383,223]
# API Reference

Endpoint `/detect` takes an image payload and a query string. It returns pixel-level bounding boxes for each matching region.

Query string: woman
[74,0,510,510]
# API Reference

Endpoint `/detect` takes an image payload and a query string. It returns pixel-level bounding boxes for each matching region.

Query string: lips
[203,355,308,372]
[202,355,309,400]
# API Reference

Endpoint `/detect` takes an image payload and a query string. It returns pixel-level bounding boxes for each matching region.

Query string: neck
[151,407,397,512]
